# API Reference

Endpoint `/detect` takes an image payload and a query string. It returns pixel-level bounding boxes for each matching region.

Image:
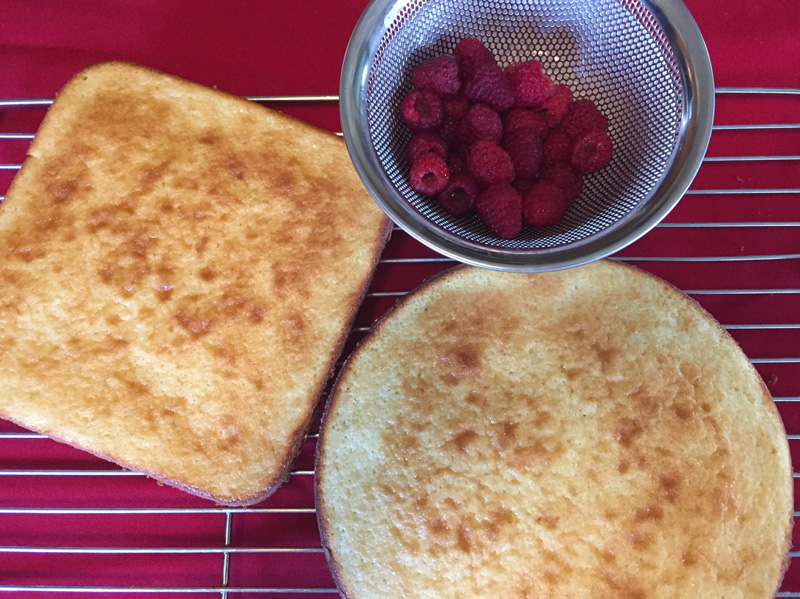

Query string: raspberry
[570,130,613,173]
[504,108,548,138]
[540,162,583,204]
[454,37,496,82]
[410,152,450,196]
[512,178,535,197]
[437,173,480,217]
[502,127,543,179]
[476,183,523,239]
[447,153,468,176]
[438,116,462,149]
[508,59,554,109]
[543,83,573,127]
[411,55,461,98]
[523,180,568,226]
[561,99,608,137]
[504,61,524,77]
[454,142,470,159]
[467,140,515,188]
[406,133,448,166]
[444,97,470,120]
[458,103,502,145]
[543,128,574,166]
[400,89,443,133]
[463,64,515,113]
[399,38,614,221]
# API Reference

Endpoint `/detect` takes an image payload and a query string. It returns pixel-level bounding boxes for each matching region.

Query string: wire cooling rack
[0,88,798,596]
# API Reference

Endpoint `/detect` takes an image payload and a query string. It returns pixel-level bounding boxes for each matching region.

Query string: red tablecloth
[0,1,799,596]
[1,1,799,95]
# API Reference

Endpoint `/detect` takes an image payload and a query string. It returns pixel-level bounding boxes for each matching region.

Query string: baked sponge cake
[316,261,793,599]
[0,62,391,506]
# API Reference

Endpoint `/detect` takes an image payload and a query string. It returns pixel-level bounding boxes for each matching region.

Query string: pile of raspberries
[400,37,613,239]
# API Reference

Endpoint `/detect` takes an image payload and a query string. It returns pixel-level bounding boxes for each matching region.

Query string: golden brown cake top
[0,61,391,505]
[317,261,792,599]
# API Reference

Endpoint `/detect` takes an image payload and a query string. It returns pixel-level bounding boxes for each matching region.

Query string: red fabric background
[0,1,799,97]
[0,0,799,596]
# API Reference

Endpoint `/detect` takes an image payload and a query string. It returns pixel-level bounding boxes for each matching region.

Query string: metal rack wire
[0,88,798,596]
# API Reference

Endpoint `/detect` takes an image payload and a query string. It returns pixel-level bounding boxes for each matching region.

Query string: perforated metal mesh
[366,0,684,249]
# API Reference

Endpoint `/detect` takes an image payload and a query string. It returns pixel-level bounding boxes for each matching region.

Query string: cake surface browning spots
[438,344,482,385]
[303,252,792,597]
[0,62,392,511]
[451,429,479,453]
[175,309,213,339]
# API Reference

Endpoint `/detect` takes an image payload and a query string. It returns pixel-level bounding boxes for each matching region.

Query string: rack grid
[0,88,798,597]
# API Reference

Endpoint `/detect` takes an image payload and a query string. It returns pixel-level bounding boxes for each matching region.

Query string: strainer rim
[340,0,715,272]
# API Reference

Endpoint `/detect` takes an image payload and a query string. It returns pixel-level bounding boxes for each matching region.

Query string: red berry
[399,39,614,224]
[410,152,450,196]
[438,116,462,149]
[561,99,608,137]
[447,153,468,176]
[504,108,549,138]
[463,64,515,113]
[512,178,536,197]
[523,180,568,226]
[406,133,448,165]
[437,173,480,217]
[504,61,524,77]
[543,84,573,127]
[570,130,613,173]
[543,128,574,166]
[454,37,496,82]
[502,127,543,180]
[508,59,554,109]
[411,55,461,98]
[540,162,583,204]
[458,103,502,145]
[455,142,470,159]
[444,97,470,119]
[467,140,515,188]
[476,183,523,239]
[400,89,444,133]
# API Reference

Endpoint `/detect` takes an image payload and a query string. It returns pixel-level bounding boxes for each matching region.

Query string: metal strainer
[340,0,714,272]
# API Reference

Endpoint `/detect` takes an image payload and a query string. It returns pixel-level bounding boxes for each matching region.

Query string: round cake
[316,260,793,599]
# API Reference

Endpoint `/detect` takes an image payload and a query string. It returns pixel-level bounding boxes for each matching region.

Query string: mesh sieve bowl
[340,0,714,272]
